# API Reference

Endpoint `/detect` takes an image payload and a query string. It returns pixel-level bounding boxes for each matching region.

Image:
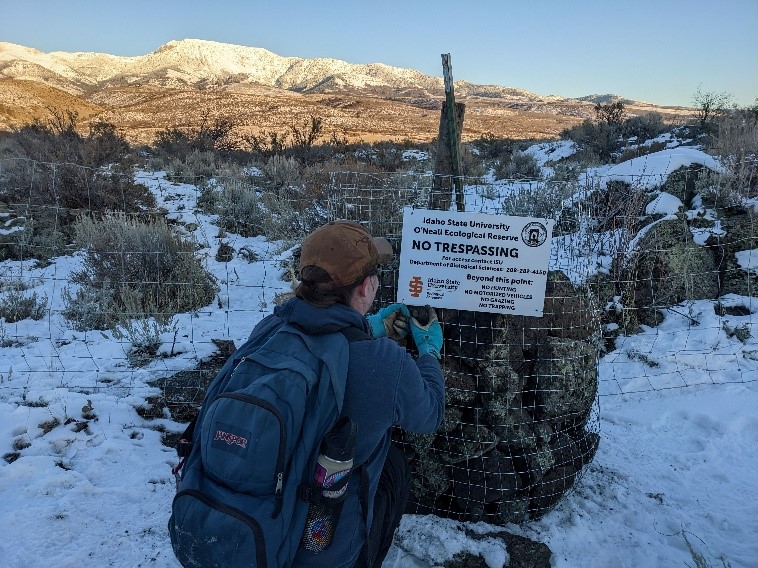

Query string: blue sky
[2,0,756,107]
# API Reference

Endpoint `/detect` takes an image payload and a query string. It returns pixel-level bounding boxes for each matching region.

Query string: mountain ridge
[1,39,652,104]
[0,39,693,143]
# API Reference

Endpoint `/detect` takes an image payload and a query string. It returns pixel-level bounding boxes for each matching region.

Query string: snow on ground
[523,140,578,167]
[644,130,690,149]
[736,248,758,274]
[645,192,683,215]
[599,147,723,190]
[0,169,756,568]
[403,149,430,162]
[687,195,727,247]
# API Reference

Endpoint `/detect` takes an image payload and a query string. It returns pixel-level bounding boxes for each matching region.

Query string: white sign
[396,207,553,316]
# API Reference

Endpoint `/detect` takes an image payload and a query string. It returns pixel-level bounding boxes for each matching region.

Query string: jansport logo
[408,276,423,297]
[214,429,248,449]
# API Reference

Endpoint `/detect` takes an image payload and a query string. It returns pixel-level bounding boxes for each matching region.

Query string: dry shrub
[195,178,224,215]
[470,133,515,160]
[63,213,217,330]
[696,167,753,208]
[494,149,542,180]
[164,150,217,182]
[209,170,323,243]
[61,284,117,331]
[617,140,668,163]
[0,216,68,263]
[0,289,48,323]
[318,170,430,241]
[216,180,266,237]
[562,120,623,163]
[500,180,577,219]
[620,112,667,141]
[0,160,156,262]
[258,192,325,245]
[709,112,758,201]
[262,155,301,192]
[301,161,386,200]
[716,111,758,159]
[549,161,582,184]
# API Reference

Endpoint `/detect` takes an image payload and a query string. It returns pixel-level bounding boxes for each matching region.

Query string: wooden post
[431,54,465,212]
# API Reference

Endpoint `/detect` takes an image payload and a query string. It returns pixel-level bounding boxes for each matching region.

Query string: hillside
[0,79,103,126]
[0,39,694,143]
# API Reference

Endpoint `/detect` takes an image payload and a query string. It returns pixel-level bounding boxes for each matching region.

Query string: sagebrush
[63,213,217,330]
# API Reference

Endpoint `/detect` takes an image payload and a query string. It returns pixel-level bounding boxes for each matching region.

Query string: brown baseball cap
[299,221,393,288]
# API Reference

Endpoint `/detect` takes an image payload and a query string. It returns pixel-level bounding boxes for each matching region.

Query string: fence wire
[0,158,755,524]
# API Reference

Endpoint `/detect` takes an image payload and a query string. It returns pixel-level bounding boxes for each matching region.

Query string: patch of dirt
[146,339,236,424]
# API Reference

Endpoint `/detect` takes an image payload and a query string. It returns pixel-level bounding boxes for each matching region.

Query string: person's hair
[295,265,375,308]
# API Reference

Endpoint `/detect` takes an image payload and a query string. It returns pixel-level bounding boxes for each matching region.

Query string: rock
[215,241,234,262]
[443,362,480,406]
[520,439,556,484]
[705,206,758,297]
[441,530,552,568]
[211,338,236,359]
[444,552,490,568]
[451,450,521,512]
[405,431,437,457]
[442,310,507,362]
[549,432,583,469]
[525,337,598,421]
[593,180,647,233]
[528,465,577,519]
[621,217,720,329]
[499,532,552,568]
[499,271,600,369]
[534,270,600,343]
[436,423,499,463]
[572,430,601,468]
[479,362,523,402]
[659,164,706,206]
[410,454,450,508]
[437,405,464,433]
[486,406,541,449]
[490,489,531,525]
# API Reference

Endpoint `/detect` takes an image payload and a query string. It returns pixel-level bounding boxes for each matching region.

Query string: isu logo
[408,276,423,297]
[521,222,548,247]
[214,429,248,449]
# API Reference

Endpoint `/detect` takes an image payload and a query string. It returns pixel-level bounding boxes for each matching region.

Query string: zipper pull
[275,472,283,494]
[273,472,284,518]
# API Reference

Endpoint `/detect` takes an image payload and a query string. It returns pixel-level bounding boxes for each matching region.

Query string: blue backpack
[168,318,368,568]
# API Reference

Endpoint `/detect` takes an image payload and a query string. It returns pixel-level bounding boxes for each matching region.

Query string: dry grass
[0,81,692,146]
[0,79,102,128]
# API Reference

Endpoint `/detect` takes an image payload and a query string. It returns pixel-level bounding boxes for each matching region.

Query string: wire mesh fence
[0,158,755,524]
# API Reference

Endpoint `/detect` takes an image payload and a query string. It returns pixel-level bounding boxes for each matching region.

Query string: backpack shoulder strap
[283,323,368,417]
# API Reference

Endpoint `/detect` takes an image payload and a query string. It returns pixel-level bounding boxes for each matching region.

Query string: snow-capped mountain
[0,39,692,143]
[0,38,553,102]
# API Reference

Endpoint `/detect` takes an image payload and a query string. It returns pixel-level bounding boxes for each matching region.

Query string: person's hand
[409,306,442,360]
[366,303,411,340]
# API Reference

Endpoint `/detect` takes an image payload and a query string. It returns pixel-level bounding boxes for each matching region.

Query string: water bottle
[301,416,357,552]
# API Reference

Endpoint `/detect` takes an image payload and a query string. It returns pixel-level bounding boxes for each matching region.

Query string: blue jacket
[259,297,445,568]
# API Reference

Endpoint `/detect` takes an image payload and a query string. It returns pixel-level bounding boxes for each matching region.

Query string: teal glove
[366,303,411,340]
[410,306,442,360]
